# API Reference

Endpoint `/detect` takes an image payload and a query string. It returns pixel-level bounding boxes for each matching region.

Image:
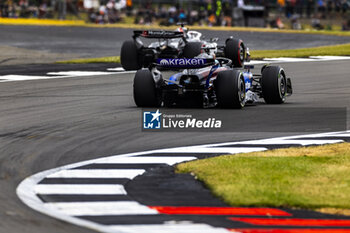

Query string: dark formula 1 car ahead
[121,25,247,70]
[133,57,292,109]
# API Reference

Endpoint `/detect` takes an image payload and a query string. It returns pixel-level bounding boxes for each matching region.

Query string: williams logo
[143,109,162,129]
[159,59,169,65]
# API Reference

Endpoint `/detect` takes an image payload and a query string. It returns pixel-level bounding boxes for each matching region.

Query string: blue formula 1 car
[133,57,292,108]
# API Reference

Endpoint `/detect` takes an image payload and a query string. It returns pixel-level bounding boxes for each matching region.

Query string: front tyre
[133,69,161,107]
[216,70,246,109]
[261,66,287,104]
[121,40,141,71]
[224,38,245,68]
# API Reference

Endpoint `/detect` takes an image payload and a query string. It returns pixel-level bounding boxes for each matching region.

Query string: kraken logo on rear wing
[155,58,215,69]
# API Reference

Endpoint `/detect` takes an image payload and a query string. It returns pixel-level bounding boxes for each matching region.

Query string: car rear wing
[133,30,185,39]
[155,58,215,69]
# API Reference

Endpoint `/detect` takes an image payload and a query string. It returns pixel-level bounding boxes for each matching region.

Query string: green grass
[56,56,120,64]
[57,43,350,64]
[176,143,350,212]
[251,43,350,59]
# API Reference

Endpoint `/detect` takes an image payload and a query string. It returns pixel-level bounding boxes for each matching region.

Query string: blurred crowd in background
[0,0,350,30]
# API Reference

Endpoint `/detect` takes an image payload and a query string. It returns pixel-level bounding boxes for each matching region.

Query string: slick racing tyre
[216,70,245,109]
[133,69,161,107]
[183,42,202,58]
[261,66,287,104]
[224,38,245,68]
[121,40,141,71]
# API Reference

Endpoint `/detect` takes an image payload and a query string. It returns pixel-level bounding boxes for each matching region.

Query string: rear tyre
[224,38,245,68]
[261,66,287,104]
[183,42,202,58]
[121,40,141,71]
[133,69,161,107]
[216,70,245,109]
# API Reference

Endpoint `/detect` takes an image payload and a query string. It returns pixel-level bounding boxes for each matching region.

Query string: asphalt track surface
[1,25,350,60]
[0,58,349,233]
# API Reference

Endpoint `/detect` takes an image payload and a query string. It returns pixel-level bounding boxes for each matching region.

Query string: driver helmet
[176,27,188,34]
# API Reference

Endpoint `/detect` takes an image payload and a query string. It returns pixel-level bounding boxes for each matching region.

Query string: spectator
[342,18,350,30]
[198,2,207,25]
[158,4,167,19]
[178,8,186,22]
[291,14,301,29]
[311,14,324,29]
[285,0,296,18]
[88,9,97,23]
[317,0,326,18]
[270,16,285,28]
[277,0,286,14]
[39,0,48,18]
[97,5,106,23]
[223,0,233,26]
[335,0,342,12]
[188,9,199,25]
[326,0,333,14]
[215,0,223,26]
[306,0,313,18]
[19,0,29,17]
[0,0,348,30]
[342,0,349,14]
[126,0,132,16]
[295,0,304,17]
[208,13,216,26]
[8,0,17,18]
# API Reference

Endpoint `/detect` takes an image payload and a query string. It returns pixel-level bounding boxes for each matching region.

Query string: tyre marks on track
[17,131,350,233]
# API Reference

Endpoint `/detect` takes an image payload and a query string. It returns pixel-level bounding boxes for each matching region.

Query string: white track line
[274,132,350,138]
[47,71,116,76]
[0,70,135,83]
[95,156,197,165]
[107,67,126,71]
[310,56,350,60]
[44,201,158,216]
[47,169,145,179]
[199,138,344,148]
[247,56,350,65]
[263,57,319,62]
[232,139,343,146]
[35,184,127,195]
[317,133,350,137]
[157,147,267,154]
[245,60,268,65]
[0,74,71,82]
[108,224,233,233]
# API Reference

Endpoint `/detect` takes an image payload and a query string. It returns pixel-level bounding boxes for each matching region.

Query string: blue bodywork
[168,73,181,85]
[168,65,254,93]
[243,71,253,92]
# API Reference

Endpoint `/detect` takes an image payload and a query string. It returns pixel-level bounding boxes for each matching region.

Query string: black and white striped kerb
[17,131,350,233]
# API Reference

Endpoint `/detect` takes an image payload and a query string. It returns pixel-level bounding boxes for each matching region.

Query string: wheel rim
[239,44,244,62]
[238,75,245,106]
[278,71,287,99]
